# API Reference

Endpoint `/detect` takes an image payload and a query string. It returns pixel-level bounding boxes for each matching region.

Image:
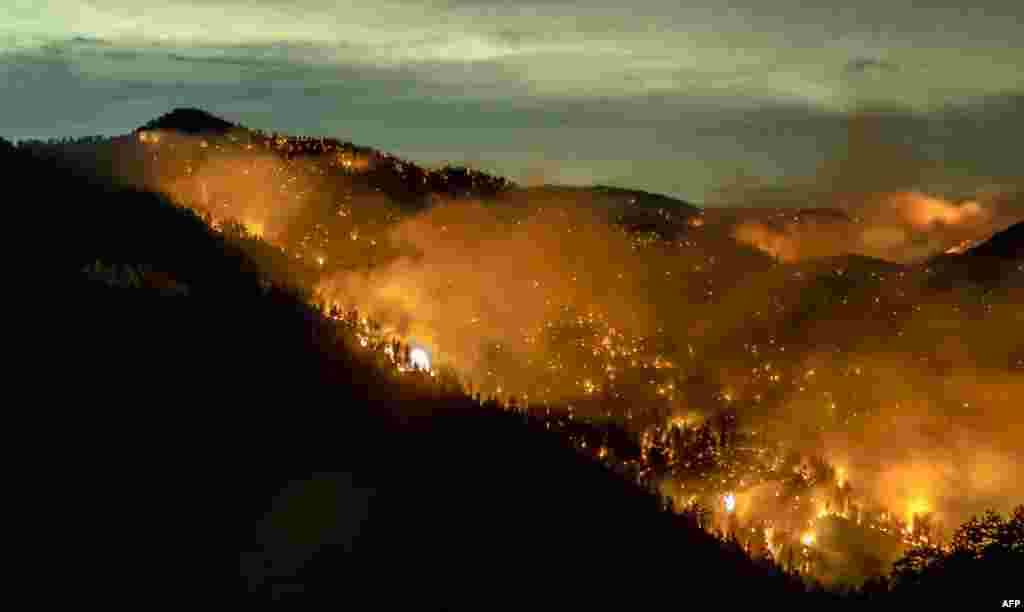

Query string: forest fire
[46,112,1022,592]
[9,0,1023,594]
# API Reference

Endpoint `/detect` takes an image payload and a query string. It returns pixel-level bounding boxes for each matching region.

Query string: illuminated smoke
[731,191,999,264]
[889,192,986,229]
[720,111,1020,263]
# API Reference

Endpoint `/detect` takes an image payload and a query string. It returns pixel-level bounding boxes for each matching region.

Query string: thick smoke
[721,113,1023,263]
[315,195,662,393]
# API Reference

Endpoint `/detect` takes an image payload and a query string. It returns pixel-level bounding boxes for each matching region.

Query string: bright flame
[410,347,431,371]
[907,498,931,525]
[723,493,736,513]
[243,219,264,238]
[801,532,815,547]
[764,526,777,555]
[944,238,976,254]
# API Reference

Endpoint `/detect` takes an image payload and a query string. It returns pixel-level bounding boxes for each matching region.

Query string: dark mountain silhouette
[818,253,906,275]
[964,221,1024,260]
[925,221,1024,289]
[137,107,241,135]
[794,208,853,222]
[592,184,702,214]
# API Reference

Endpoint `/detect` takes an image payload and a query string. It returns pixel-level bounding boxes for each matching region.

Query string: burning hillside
[23,108,1023,589]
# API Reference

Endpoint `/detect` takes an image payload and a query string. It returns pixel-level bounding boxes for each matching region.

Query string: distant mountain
[964,221,1024,260]
[523,184,700,213]
[793,207,854,222]
[924,221,1024,289]
[590,184,702,214]
[136,107,241,135]
[812,253,906,276]
[702,206,853,229]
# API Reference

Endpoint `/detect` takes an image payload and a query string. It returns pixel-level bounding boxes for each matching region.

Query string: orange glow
[245,220,265,238]
[410,347,431,371]
[907,498,931,525]
[888,192,985,229]
[723,493,736,513]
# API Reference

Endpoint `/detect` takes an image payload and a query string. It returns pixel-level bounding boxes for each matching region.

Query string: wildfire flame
[907,498,931,525]
[410,347,431,371]
[723,493,736,513]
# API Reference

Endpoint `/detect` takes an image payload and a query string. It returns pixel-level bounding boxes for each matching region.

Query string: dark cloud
[1,40,1021,202]
[844,57,900,77]
[71,36,112,46]
[168,52,283,68]
[102,50,144,61]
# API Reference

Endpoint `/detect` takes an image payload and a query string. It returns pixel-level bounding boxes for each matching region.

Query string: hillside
[925,221,1024,289]
[17,136,829,607]
[137,107,242,135]
[15,106,1019,603]
[965,220,1024,260]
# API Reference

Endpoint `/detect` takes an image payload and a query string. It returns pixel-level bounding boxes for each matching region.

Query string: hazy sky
[2,0,1022,202]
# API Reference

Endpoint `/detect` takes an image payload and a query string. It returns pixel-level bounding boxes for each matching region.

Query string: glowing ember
[239,218,265,238]
[723,493,736,513]
[410,347,431,371]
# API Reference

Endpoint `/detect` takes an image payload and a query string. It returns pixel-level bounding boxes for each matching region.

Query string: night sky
[3,0,1022,202]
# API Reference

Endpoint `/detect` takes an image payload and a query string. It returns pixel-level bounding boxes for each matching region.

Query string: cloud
[168,52,283,68]
[1,33,1022,203]
[70,36,111,46]
[843,57,900,78]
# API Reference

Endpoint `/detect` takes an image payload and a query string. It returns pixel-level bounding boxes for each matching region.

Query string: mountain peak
[137,108,240,135]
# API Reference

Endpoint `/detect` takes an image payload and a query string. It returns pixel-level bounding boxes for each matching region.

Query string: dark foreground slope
[14,138,830,608]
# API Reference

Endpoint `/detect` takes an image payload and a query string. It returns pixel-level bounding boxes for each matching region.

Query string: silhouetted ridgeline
[927,220,1024,288]
[966,221,1024,260]
[138,107,240,135]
